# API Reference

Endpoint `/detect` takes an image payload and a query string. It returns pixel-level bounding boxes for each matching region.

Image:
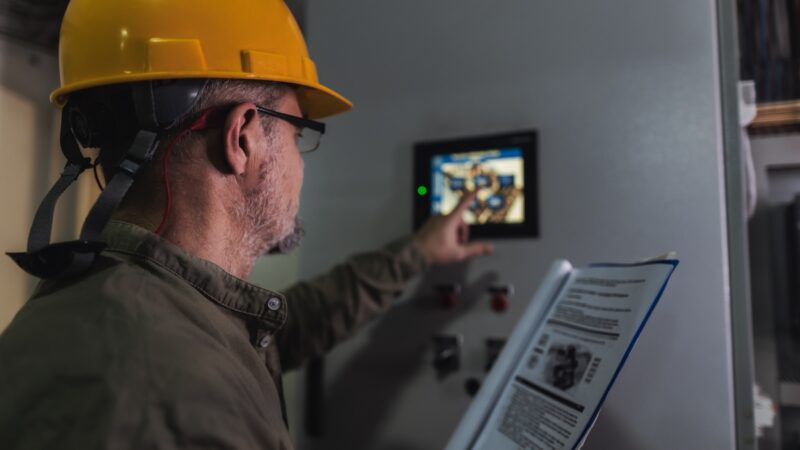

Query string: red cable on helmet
[154,108,220,235]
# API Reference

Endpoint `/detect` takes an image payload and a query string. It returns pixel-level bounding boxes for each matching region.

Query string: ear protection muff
[66,78,208,152]
[151,79,207,128]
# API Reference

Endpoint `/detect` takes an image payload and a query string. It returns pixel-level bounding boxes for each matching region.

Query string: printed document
[445,260,678,450]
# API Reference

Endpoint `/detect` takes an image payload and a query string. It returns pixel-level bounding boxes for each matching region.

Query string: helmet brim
[51,73,353,120]
[296,82,353,120]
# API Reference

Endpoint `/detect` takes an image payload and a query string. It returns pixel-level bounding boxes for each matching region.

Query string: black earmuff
[68,103,111,149]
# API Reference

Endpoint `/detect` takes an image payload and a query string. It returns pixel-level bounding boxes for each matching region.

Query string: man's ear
[223,103,261,176]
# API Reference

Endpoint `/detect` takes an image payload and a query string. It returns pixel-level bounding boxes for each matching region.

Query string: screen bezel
[413,130,539,239]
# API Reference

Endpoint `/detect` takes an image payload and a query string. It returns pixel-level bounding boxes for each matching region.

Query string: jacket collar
[102,220,287,331]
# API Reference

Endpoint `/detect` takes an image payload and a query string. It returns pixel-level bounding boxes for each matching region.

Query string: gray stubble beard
[267,217,305,255]
[230,157,305,260]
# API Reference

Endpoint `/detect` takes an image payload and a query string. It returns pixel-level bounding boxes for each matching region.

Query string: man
[0,1,492,449]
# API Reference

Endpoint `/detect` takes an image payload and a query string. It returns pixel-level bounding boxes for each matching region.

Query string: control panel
[413,131,539,239]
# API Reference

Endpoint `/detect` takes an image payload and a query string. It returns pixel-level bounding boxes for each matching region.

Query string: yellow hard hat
[51,0,352,120]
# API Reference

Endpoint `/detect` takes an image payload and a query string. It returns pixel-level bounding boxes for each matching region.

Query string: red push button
[488,284,514,313]
[490,294,510,313]
[436,284,461,309]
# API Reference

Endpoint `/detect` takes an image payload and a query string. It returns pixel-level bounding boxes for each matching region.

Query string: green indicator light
[417,185,428,196]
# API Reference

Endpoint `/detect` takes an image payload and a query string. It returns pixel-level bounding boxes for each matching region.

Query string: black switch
[485,337,507,372]
[432,334,462,379]
[464,377,481,397]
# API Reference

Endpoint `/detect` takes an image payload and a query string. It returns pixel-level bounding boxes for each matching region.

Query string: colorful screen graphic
[431,148,525,224]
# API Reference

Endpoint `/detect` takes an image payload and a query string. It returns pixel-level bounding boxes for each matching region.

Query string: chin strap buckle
[7,241,106,280]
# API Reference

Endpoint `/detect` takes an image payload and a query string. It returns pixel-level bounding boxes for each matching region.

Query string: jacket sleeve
[276,236,429,371]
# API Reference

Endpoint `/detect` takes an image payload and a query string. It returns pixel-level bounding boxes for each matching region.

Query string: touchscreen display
[430,148,525,224]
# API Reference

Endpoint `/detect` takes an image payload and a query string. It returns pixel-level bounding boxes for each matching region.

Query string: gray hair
[114,79,292,217]
[165,79,292,160]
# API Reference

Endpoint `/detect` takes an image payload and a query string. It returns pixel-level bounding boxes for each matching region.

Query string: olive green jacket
[0,221,428,450]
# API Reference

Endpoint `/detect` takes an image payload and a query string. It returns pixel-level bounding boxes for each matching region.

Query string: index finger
[451,191,476,217]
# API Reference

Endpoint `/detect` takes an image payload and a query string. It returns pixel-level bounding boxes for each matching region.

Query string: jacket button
[259,335,271,348]
[267,297,282,311]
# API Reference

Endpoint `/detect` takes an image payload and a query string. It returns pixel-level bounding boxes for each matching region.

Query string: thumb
[462,241,494,260]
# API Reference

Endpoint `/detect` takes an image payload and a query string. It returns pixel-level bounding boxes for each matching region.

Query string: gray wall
[296,1,736,448]
[0,38,64,330]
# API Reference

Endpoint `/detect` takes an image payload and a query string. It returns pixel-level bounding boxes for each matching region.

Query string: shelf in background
[751,100,800,129]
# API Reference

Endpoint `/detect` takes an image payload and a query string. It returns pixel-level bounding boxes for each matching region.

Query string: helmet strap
[7,82,164,279]
[79,129,159,243]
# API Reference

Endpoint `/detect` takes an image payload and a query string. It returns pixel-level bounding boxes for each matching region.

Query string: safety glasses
[256,105,326,153]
